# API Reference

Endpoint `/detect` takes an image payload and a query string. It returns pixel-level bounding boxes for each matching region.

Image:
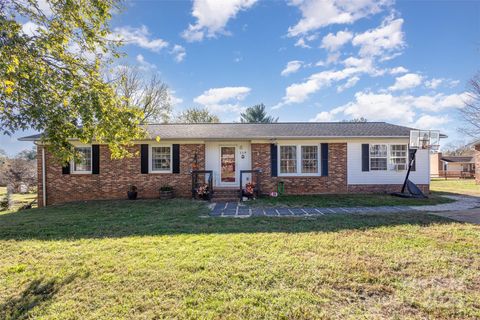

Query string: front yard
[431,178,480,196]
[1,198,479,319]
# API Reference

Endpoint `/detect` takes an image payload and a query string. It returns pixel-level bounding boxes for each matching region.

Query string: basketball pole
[401,148,417,194]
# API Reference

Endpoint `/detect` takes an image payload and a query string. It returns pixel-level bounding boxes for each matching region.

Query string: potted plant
[197,183,210,200]
[127,185,138,200]
[159,185,174,199]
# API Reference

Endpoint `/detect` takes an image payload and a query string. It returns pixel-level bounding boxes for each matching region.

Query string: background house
[430,152,475,178]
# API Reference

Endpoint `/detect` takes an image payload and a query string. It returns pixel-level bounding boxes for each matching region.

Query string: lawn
[1,200,479,319]
[0,186,37,212]
[431,178,480,196]
[250,193,453,208]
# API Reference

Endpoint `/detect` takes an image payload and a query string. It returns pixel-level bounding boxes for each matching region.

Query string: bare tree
[460,73,480,137]
[3,152,37,193]
[175,107,220,123]
[442,140,474,156]
[114,67,173,123]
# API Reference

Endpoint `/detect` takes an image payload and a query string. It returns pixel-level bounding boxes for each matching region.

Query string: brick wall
[38,144,205,207]
[251,143,348,195]
[251,143,430,195]
[476,145,480,184]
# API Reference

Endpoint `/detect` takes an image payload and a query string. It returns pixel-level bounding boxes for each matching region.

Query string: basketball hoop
[409,130,440,152]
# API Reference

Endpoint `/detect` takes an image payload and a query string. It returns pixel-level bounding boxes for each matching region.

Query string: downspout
[41,145,46,207]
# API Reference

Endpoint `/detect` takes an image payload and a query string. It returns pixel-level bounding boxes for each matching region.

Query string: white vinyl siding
[347,141,430,185]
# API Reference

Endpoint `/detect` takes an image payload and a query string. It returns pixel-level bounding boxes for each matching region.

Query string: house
[466,140,480,184]
[430,152,475,178]
[20,122,433,207]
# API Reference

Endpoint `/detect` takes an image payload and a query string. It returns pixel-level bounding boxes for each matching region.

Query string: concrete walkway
[209,195,480,223]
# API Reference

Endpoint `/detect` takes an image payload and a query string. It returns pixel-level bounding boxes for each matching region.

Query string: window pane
[301,146,318,173]
[280,146,297,173]
[152,147,171,171]
[74,147,92,172]
[390,145,407,170]
[370,144,387,170]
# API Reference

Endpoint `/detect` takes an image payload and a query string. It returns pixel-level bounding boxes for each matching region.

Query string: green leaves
[0,0,146,162]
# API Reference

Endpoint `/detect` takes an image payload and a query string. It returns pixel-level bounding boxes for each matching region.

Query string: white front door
[220,146,236,185]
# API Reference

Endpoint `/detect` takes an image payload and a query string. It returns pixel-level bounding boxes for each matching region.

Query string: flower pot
[127,191,137,200]
[159,190,174,200]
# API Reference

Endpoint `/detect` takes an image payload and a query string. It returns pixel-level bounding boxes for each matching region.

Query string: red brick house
[20,122,433,207]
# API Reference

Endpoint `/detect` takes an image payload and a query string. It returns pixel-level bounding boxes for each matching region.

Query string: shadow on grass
[0,274,77,319]
[0,199,457,240]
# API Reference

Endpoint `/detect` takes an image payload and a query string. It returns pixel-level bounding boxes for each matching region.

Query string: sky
[2,0,479,155]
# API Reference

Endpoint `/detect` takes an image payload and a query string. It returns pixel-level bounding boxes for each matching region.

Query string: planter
[127,191,138,200]
[159,190,174,200]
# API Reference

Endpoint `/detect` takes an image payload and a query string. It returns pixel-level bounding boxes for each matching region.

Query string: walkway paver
[209,195,480,218]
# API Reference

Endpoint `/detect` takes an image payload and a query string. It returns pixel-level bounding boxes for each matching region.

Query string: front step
[212,188,240,202]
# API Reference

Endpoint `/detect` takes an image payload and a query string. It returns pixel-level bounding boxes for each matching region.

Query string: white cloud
[287,0,390,37]
[194,86,251,113]
[111,25,169,52]
[21,21,41,37]
[182,0,258,42]
[169,90,184,105]
[425,78,443,89]
[388,73,423,91]
[294,38,311,48]
[352,16,405,58]
[171,45,186,62]
[425,78,461,89]
[337,76,360,92]
[321,30,353,51]
[389,66,408,74]
[136,54,157,71]
[310,91,467,125]
[281,60,303,76]
[413,115,450,129]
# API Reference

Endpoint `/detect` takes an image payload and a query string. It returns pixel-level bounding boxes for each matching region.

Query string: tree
[17,147,37,161]
[460,73,480,137]
[3,157,37,193]
[0,148,6,164]
[442,140,474,156]
[240,104,278,123]
[175,108,220,123]
[114,67,172,123]
[0,0,145,163]
[342,117,368,122]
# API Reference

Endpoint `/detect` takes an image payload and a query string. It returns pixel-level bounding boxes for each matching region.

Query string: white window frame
[389,144,408,171]
[71,145,92,174]
[278,144,321,177]
[369,144,388,171]
[149,144,173,173]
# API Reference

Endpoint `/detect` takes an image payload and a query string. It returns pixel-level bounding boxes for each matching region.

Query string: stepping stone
[303,208,320,215]
[210,210,222,216]
[225,202,238,209]
[237,208,250,216]
[251,208,265,216]
[290,208,306,215]
[277,208,291,216]
[223,209,237,216]
[264,208,278,216]
[214,202,227,210]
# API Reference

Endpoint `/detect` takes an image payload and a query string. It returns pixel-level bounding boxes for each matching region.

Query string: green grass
[431,178,480,196]
[0,187,37,213]
[250,193,453,208]
[1,199,479,319]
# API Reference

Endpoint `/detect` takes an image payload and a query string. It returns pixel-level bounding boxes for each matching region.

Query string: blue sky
[2,0,479,155]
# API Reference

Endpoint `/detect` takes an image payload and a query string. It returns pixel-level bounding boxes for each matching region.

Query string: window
[151,146,171,172]
[390,145,407,170]
[301,146,318,173]
[280,146,297,174]
[370,144,387,171]
[72,146,92,173]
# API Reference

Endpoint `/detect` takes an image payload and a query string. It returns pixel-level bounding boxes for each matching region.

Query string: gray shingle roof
[441,156,474,163]
[19,122,441,141]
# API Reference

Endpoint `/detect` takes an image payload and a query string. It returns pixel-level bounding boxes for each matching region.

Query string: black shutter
[321,143,328,176]
[92,145,100,174]
[62,162,70,175]
[172,144,180,174]
[409,148,416,171]
[140,144,149,174]
[362,144,370,172]
[270,144,278,177]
